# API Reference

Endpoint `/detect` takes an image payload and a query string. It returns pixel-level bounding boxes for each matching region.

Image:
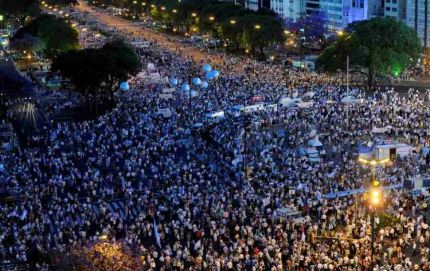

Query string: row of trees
[52,242,141,271]
[93,0,285,57]
[11,14,79,59]
[316,17,422,88]
[0,0,77,20]
[51,40,140,103]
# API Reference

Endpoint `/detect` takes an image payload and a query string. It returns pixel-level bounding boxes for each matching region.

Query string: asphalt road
[75,1,237,71]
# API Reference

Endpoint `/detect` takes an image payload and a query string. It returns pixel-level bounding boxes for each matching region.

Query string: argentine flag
[153,218,162,249]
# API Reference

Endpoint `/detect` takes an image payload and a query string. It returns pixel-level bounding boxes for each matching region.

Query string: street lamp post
[0,15,4,33]
[358,157,390,186]
[358,157,389,269]
[369,188,381,268]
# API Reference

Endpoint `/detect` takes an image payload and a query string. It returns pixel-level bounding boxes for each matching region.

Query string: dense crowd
[1,5,430,271]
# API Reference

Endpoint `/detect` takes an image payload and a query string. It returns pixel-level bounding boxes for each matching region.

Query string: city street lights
[369,187,382,268]
[359,157,389,269]
[191,12,197,17]
[254,24,261,30]
[209,16,215,21]
[358,157,390,186]
[230,19,236,25]
[0,15,3,33]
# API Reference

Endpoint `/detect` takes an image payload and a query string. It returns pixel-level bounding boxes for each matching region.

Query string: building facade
[245,0,271,10]
[270,0,305,21]
[406,0,430,47]
[305,0,368,29]
[384,0,406,21]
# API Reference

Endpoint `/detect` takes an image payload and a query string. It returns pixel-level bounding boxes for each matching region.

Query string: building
[384,0,406,21]
[245,0,271,11]
[270,0,306,21]
[368,0,384,17]
[305,0,369,29]
[218,0,245,6]
[406,0,430,47]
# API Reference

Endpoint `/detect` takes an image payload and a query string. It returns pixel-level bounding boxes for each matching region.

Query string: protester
[1,6,430,271]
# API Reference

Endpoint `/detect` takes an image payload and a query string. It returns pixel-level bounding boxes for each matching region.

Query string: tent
[341,96,364,104]
[279,97,301,107]
[374,143,414,160]
[371,125,393,133]
[297,101,313,108]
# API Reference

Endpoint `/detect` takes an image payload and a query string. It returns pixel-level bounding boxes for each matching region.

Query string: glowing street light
[368,186,383,268]
[358,157,390,187]
[191,12,197,17]
[359,156,389,269]
[284,30,290,35]
[209,16,215,21]
[370,188,381,206]
[161,6,166,10]
[254,24,261,30]
[230,19,236,25]
[337,30,344,36]
[172,9,177,13]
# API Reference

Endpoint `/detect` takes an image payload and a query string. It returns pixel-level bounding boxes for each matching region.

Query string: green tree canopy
[51,40,140,102]
[316,17,422,88]
[0,0,40,18]
[44,0,78,6]
[100,39,141,97]
[241,14,284,57]
[218,18,243,49]
[12,14,79,58]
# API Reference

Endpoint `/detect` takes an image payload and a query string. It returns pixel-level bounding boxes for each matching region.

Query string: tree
[10,34,45,57]
[199,2,248,36]
[315,35,351,73]
[12,14,79,59]
[316,17,422,88]
[0,0,40,18]
[286,11,329,48]
[51,242,141,271]
[44,0,78,6]
[241,14,284,58]
[51,40,140,103]
[87,242,140,271]
[100,40,140,99]
[218,18,243,50]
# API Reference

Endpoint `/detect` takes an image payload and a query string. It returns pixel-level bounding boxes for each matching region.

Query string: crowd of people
[1,4,430,271]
